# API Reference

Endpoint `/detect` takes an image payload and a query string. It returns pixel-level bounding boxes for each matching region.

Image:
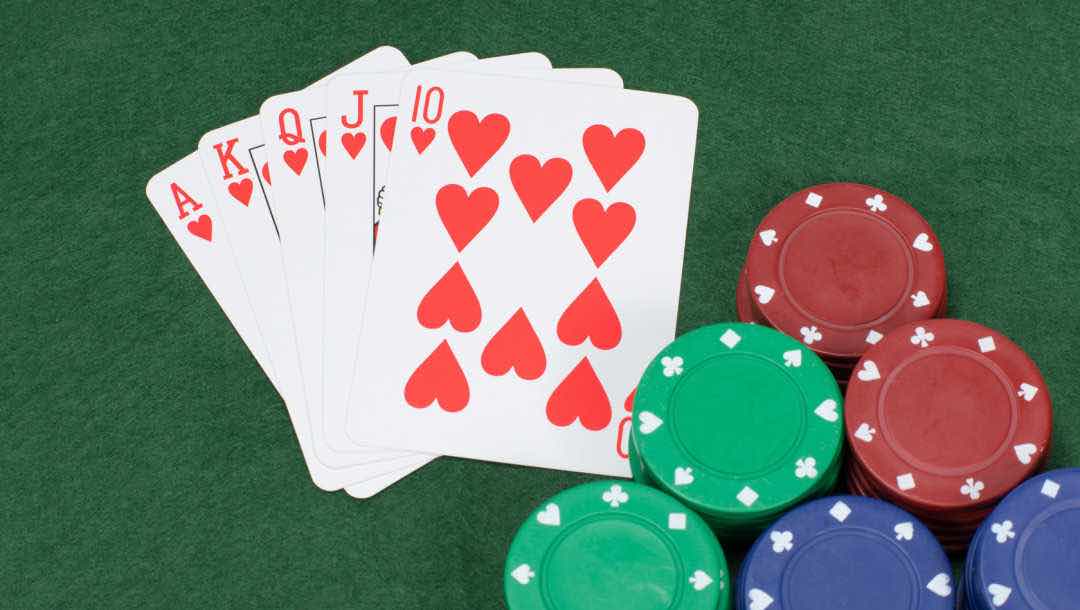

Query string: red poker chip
[744,183,947,360]
[845,319,1052,513]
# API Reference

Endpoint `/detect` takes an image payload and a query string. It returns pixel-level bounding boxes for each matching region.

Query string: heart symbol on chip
[854,423,876,442]
[894,522,914,541]
[536,503,561,526]
[754,285,775,305]
[689,570,713,591]
[926,573,952,597]
[911,290,931,308]
[340,131,367,159]
[511,564,535,585]
[759,229,778,246]
[782,350,802,367]
[747,588,774,610]
[638,411,663,435]
[857,360,881,382]
[226,179,253,206]
[1014,443,1037,465]
[582,124,645,191]
[912,232,934,252]
[674,467,694,486]
[814,399,838,423]
[987,583,1011,606]
[448,110,510,176]
[283,148,308,175]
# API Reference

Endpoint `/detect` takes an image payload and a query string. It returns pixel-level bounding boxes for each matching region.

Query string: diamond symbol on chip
[1041,479,1061,499]
[897,473,916,491]
[865,329,884,345]
[737,486,759,507]
[668,513,687,530]
[720,329,742,349]
[805,192,823,208]
[1018,383,1039,402]
[978,336,997,353]
[782,349,802,367]
[829,501,852,522]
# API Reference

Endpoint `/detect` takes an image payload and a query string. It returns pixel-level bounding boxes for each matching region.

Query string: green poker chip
[632,323,843,528]
[504,480,730,610]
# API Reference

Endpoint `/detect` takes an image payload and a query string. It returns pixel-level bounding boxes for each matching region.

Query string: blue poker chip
[739,495,953,610]
[965,468,1080,610]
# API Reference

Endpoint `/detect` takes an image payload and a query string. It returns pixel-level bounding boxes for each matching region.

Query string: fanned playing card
[348,70,698,476]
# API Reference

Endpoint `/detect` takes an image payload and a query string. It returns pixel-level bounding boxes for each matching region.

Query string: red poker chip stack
[843,319,1053,551]
[736,182,949,384]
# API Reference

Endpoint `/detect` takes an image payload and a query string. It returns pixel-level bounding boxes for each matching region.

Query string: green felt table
[3,2,1079,607]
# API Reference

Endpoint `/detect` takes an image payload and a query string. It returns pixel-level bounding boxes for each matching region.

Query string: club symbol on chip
[991,520,1015,543]
[961,478,985,500]
[794,457,817,479]
[799,325,822,345]
[660,356,684,377]
[769,530,793,553]
[910,326,935,348]
[602,484,629,508]
[865,193,887,212]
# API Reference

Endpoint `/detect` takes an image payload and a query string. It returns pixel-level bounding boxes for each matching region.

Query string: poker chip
[504,480,730,610]
[844,318,1052,546]
[738,495,955,610]
[743,183,947,362]
[963,468,1080,610]
[631,323,844,536]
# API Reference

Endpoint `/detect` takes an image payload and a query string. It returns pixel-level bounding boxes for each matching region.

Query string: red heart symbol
[582,125,645,191]
[283,148,308,175]
[341,132,366,159]
[481,308,546,380]
[448,110,510,177]
[318,131,327,157]
[380,117,397,151]
[546,358,611,431]
[227,179,253,206]
[509,155,572,222]
[186,215,213,241]
[411,127,435,154]
[436,184,498,252]
[404,340,469,412]
[417,262,481,332]
[261,162,271,186]
[573,198,635,267]
[557,278,622,350]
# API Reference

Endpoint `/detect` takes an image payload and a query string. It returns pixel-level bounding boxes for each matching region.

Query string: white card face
[349,70,699,477]
[322,63,622,461]
[259,53,555,471]
[145,153,272,380]
[193,47,426,492]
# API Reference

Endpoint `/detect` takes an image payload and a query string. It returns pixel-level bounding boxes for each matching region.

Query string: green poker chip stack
[505,480,731,610]
[629,323,844,539]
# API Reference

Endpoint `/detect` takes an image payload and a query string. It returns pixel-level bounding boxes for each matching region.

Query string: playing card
[257,53,554,473]
[193,46,425,492]
[348,70,699,476]
[322,64,623,459]
[145,153,271,381]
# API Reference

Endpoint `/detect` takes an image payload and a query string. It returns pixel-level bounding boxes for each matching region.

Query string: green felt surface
[3,2,1079,607]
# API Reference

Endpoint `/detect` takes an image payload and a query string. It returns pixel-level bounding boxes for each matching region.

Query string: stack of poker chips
[843,319,1053,551]
[735,182,948,385]
[627,323,844,539]
[962,469,1080,610]
[504,480,731,610]
[738,495,955,610]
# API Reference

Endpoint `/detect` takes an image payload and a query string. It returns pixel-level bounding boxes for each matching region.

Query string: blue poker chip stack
[962,468,1080,610]
[738,495,954,610]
